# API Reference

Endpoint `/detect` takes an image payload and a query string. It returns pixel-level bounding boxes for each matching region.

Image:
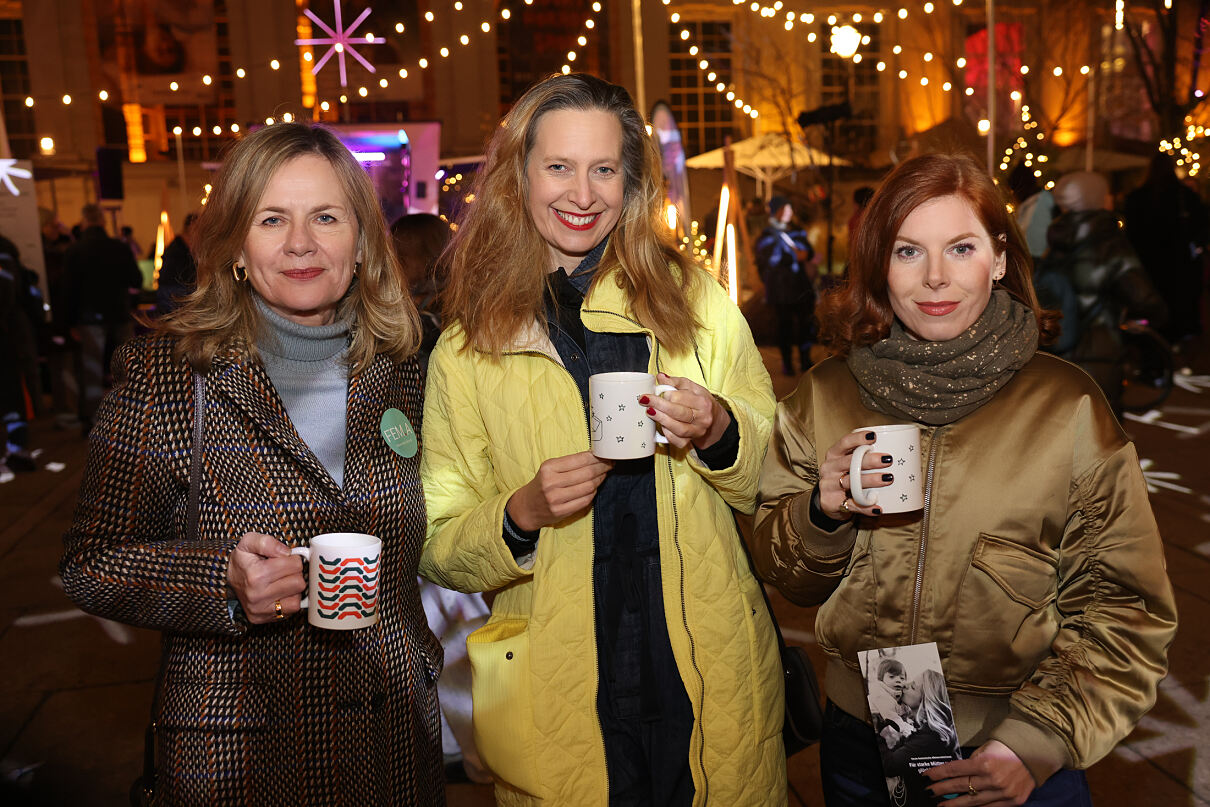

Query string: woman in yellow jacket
[419,73,784,805]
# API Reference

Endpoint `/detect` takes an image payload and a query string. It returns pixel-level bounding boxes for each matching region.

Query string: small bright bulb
[236,68,246,78]
[98,90,109,101]
[202,74,212,85]
[173,125,183,135]
[191,126,202,136]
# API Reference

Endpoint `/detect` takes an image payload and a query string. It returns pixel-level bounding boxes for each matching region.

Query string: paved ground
[1,335,1207,806]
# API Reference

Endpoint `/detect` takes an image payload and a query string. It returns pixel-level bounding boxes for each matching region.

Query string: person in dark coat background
[1123,152,1208,347]
[62,204,144,434]
[156,211,198,316]
[1041,171,1167,414]
[756,195,818,375]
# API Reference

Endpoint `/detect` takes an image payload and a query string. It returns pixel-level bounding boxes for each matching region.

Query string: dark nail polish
[638,395,650,405]
[872,508,882,515]
[647,407,656,416]
[882,473,894,482]
[865,431,876,440]
[881,454,892,463]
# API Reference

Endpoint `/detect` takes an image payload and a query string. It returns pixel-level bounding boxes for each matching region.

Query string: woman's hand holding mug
[818,432,895,521]
[644,373,732,451]
[227,531,305,624]
[507,451,613,532]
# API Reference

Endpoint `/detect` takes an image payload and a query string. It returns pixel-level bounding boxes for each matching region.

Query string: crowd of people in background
[0,73,1196,805]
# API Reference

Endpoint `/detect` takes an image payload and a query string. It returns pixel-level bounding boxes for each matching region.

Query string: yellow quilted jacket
[420,268,785,805]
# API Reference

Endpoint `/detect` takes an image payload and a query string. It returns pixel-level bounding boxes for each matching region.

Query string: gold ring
[967,777,978,797]
[839,472,847,490]
[273,600,284,620]
[688,408,696,423]
[840,498,851,513]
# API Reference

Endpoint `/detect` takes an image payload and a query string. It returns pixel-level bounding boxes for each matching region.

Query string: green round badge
[380,408,418,458]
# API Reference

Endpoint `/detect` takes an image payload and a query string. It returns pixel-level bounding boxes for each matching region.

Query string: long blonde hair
[443,72,699,357]
[160,123,420,373]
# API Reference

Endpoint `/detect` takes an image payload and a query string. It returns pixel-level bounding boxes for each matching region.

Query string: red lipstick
[283,268,324,280]
[917,301,958,316]
[554,210,600,231]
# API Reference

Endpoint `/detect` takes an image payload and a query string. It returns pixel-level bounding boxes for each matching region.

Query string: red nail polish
[638,396,650,405]
[647,407,656,416]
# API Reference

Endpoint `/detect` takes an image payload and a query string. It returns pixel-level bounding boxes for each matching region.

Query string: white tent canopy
[685,133,852,200]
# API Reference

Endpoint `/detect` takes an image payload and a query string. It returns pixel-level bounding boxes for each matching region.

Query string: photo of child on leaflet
[859,643,963,807]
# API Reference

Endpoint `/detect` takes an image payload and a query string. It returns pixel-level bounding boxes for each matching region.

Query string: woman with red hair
[753,152,1176,806]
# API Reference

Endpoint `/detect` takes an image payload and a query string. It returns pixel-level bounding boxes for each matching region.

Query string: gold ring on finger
[274,600,284,620]
[840,498,851,513]
[967,777,978,797]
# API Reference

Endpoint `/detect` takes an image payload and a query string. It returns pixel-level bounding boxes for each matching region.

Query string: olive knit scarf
[845,289,1039,425]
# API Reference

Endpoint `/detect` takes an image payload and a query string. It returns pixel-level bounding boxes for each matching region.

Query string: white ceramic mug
[849,424,924,513]
[588,372,677,460]
[290,533,382,630]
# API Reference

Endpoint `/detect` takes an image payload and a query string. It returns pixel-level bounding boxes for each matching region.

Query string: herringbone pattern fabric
[62,334,443,806]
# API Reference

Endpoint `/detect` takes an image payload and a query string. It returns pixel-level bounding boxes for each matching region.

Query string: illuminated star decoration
[0,159,32,196]
[295,0,385,88]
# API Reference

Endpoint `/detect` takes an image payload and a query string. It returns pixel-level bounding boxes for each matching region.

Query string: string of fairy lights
[20,0,1198,180]
[662,0,1203,184]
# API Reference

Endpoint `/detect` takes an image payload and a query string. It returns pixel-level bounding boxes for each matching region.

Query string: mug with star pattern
[588,372,677,460]
[849,424,924,513]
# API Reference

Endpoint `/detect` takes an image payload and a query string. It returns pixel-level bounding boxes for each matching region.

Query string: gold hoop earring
[232,263,247,282]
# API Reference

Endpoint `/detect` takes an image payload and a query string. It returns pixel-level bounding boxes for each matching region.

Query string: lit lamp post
[824,25,860,274]
[172,125,186,221]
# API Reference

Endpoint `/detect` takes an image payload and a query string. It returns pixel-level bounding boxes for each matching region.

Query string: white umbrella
[685,133,852,200]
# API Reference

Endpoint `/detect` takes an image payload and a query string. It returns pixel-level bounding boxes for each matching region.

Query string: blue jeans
[820,701,1093,807]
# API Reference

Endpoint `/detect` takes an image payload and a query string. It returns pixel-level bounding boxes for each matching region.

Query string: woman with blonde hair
[420,73,783,805]
[62,122,444,804]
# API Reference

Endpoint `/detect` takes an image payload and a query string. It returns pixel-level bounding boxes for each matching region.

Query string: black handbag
[777,627,824,756]
[735,515,824,757]
[130,372,206,806]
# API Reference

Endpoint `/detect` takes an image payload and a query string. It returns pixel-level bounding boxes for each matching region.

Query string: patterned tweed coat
[61,334,443,806]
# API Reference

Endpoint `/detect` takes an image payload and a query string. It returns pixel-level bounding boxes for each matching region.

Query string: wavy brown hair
[160,123,419,373]
[818,151,1059,353]
[443,72,699,357]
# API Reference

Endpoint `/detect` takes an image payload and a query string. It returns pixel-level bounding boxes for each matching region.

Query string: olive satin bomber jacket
[753,353,1178,786]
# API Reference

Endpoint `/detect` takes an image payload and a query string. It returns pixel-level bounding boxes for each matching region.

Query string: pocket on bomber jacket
[815,541,876,658]
[948,534,1060,689]
[467,618,543,797]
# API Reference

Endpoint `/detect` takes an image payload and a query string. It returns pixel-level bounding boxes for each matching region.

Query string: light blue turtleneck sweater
[255,297,350,488]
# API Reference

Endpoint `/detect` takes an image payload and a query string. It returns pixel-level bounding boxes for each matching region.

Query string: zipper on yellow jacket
[581,307,711,802]
[501,341,610,799]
